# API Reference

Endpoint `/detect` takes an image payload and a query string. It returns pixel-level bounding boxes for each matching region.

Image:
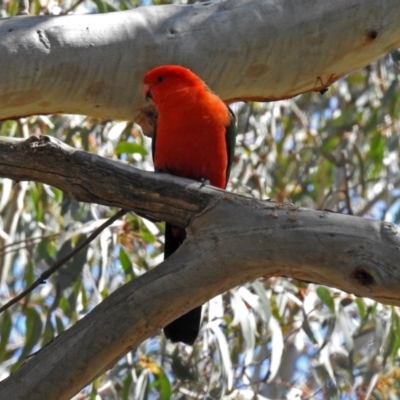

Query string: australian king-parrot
[143,65,237,345]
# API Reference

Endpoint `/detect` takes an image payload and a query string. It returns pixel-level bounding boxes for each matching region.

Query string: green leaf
[141,230,155,244]
[13,307,43,371]
[316,286,335,312]
[92,0,118,13]
[42,320,55,347]
[355,298,366,320]
[302,308,317,345]
[37,237,56,260]
[122,374,133,400]
[0,310,12,359]
[81,282,89,309]
[115,141,148,156]
[150,369,171,400]
[120,247,133,276]
[55,316,65,334]
[367,132,385,178]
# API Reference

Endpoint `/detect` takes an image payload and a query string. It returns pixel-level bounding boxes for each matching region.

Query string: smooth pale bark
[0,0,400,121]
[0,135,400,399]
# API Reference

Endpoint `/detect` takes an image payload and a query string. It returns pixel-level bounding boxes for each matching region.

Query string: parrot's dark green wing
[225,106,237,186]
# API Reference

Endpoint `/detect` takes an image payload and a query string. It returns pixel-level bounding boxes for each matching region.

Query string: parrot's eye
[157,76,165,83]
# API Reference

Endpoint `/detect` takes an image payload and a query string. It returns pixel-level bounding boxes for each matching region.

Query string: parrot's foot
[154,167,170,174]
[199,178,210,188]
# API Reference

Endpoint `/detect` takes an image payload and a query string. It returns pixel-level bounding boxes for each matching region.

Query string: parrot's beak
[143,84,152,101]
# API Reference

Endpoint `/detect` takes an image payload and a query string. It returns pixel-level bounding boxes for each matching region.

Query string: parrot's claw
[199,178,210,188]
[154,167,170,174]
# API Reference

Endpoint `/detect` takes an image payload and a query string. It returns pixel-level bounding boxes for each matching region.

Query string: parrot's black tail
[164,306,202,345]
[163,223,201,345]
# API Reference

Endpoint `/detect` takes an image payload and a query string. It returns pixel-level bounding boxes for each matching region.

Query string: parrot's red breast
[143,65,232,188]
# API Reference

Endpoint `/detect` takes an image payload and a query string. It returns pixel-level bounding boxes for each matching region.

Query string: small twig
[341,150,354,215]
[0,209,127,314]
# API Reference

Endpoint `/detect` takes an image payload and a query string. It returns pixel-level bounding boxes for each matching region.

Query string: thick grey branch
[0,0,399,120]
[1,135,400,399]
[0,135,209,227]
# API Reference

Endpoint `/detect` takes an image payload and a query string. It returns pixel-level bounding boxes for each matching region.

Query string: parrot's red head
[143,65,205,106]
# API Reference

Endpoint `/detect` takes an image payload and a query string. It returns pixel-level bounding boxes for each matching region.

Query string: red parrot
[143,65,236,345]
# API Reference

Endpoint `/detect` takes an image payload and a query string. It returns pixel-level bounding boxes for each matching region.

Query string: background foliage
[1,0,400,399]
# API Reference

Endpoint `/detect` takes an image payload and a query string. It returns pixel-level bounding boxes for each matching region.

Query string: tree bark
[1,0,399,121]
[0,135,400,399]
